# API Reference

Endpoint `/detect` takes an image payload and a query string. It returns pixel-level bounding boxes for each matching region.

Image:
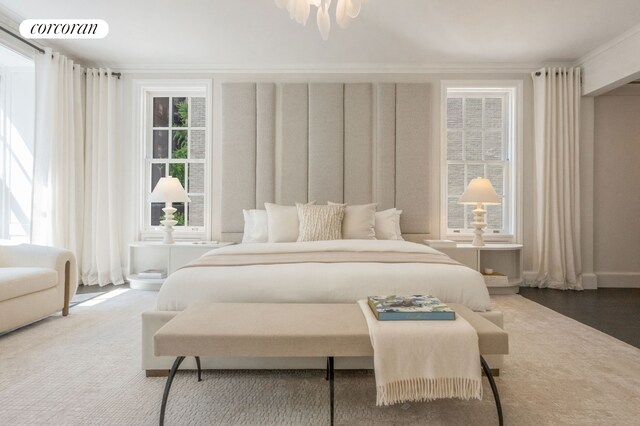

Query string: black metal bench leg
[325,357,330,381]
[195,356,202,382]
[480,356,503,426]
[159,356,185,426]
[328,356,335,426]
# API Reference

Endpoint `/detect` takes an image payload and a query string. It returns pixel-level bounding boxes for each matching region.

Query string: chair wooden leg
[62,261,70,317]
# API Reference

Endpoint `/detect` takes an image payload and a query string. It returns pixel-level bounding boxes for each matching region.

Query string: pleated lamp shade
[150,177,191,203]
[458,177,501,205]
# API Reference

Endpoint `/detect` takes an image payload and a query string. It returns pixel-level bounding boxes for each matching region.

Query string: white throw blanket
[358,300,482,406]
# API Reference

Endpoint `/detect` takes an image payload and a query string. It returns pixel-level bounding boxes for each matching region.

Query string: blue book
[367,295,456,321]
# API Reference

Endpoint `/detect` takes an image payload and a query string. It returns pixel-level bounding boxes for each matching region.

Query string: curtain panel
[530,67,582,290]
[32,50,84,255]
[81,70,124,286]
[32,50,124,286]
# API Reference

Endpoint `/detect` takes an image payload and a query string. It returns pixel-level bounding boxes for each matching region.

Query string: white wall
[119,70,535,270]
[592,85,640,287]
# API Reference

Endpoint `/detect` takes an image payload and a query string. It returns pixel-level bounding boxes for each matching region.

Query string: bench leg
[328,356,335,426]
[195,356,202,382]
[480,356,503,426]
[325,357,330,381]
[159,356,185,426]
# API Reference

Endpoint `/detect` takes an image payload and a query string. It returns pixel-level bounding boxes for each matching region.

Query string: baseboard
[595,272,640,288]
[582,273,598,290]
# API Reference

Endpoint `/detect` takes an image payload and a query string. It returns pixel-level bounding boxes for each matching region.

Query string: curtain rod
[0,24,121,78]
[0,24,45,54]
[534,71,577,76]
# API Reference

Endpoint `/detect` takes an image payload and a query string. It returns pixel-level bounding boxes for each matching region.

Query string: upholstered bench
[154,303,508,426]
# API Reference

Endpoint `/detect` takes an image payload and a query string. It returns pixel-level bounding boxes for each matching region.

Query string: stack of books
[137,269,167,279]
[367,295,456,321]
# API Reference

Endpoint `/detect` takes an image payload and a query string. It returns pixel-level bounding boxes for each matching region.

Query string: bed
[142,240,504,373]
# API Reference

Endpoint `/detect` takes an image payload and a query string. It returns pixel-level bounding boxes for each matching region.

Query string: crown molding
[113,61,573,75]
[577,21,640,65]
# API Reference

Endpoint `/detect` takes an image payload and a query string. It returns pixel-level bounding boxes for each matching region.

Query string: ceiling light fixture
[274,0,369,40]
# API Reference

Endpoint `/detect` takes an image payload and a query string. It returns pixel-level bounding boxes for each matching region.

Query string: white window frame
[132,79,212,241]
[440,80,523,243]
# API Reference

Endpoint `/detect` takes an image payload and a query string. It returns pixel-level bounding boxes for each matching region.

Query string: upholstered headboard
[220,82,430,242]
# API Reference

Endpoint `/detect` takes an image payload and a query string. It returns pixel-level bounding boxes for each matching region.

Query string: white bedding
[156,240,492,312]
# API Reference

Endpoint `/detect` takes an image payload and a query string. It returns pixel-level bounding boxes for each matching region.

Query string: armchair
[0,243,78,333]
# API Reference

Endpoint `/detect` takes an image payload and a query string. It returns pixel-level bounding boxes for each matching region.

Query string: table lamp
[458,177,501,246]
[150,176,191,244]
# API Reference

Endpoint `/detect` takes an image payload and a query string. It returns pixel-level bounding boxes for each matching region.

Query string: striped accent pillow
[296,204,345,242]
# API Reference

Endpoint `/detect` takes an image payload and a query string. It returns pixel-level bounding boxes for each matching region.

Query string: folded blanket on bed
[357,299,482,406]
[181,250,459,268]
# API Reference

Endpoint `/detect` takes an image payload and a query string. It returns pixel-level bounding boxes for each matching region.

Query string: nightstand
[128,241,234,290]
[424,241,523,295]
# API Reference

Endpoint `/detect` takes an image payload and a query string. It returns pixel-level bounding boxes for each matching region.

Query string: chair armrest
[0,244,73,270]
[0,244,78,314]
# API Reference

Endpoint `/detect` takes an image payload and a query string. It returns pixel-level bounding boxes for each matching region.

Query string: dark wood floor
[519,287,640,349]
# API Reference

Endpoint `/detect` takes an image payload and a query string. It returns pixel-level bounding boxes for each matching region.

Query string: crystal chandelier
[274,0,369,40]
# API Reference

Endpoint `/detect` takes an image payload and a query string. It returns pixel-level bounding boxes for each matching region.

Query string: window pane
[153,97,169,127]
[172,130,188,159]
[188,195,204,227]
[486,204,503,229]
[487,165,504,196]
[188,163,205,193]
[152,130,169,159]
[190,129,206,159]
[191,97,206,127]
[483,131,502,160]
[448,198,464,229]
[151,163,165,192]
[484,98,502,129]
[151,203,164,226]
[169,163,185,188]
[448,164,465,196]
[464,98,482,128]
[447,131,463,160]
[464,130,482,160]
[172,97,188,127]
[173,203,185,226]
[447,98,463,129]
[467,164,485,185]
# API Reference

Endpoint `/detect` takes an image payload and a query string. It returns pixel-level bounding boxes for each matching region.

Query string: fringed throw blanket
[357,300,482,406]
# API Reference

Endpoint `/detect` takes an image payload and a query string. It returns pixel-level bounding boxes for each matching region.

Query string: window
[442,83,521,240]
[0,62,35,242]
[140,84,210,238]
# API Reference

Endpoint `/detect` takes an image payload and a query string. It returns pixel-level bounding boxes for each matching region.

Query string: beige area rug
[1,290,639,426]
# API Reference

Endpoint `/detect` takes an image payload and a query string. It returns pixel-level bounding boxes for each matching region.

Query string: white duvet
[156,240,492,312]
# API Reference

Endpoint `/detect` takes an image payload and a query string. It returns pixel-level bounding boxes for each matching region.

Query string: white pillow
[375,208,404,240]
[242,209,268,243]
[296,204,345,242]
[328,202,377,239]
[265,201,315,243]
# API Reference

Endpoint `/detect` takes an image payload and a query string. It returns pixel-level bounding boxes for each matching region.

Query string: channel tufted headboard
[220,82,431,242]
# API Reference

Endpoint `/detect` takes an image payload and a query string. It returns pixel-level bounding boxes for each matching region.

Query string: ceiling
[1,0,640,70]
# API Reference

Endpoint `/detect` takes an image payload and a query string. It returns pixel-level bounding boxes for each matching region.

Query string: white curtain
[531,67,582,290]
[32,49,85,256]
[81,69,124,286]
[32,51,124,286]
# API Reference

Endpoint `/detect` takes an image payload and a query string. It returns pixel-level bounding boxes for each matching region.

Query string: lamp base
[470,203,487,247]
[161,206,178,244]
